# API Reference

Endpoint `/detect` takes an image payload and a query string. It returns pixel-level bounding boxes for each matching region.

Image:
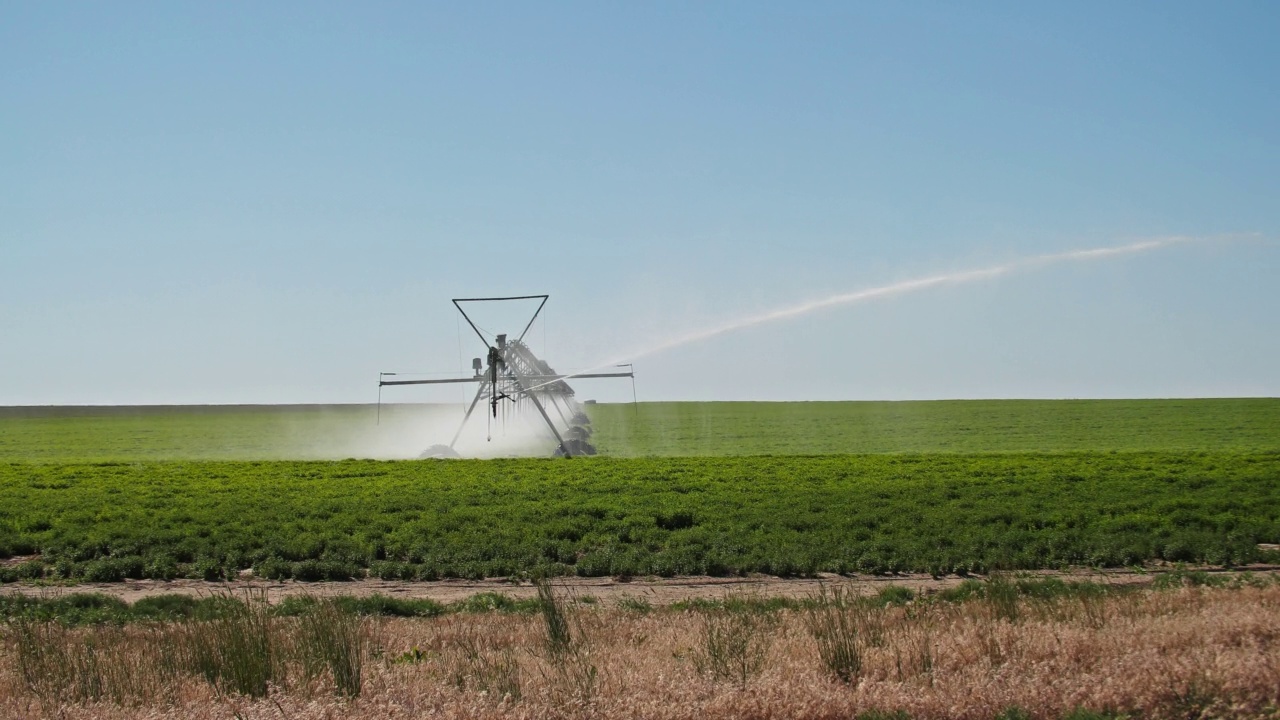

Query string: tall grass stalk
[804,584,863,684]
[180,590,277,697]
[447,624,523,700]
[535,578,573,656]
[295,597,367,697]
[984,573,1020,622]
[9,618,174,704]
[533,578,599,703]
[893,610,935,683]
[692,592,776,687]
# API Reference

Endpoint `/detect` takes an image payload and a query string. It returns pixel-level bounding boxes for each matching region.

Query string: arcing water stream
[530,235,1227,393]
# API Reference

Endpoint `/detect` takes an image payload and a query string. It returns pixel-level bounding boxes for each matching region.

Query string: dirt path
[6,565,1277,607]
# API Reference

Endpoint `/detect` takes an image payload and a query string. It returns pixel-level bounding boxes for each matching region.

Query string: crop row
[1,452,1277,581]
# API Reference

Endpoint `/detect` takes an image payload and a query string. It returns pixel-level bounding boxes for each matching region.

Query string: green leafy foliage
[1,400,1277,582]
[1,451,1277,580]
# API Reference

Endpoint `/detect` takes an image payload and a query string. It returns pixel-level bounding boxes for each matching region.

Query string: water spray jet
[522,234,1238,393]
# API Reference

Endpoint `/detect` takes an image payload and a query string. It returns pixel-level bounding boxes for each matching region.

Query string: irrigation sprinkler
[616,363,638,414]
[378,295,635,458]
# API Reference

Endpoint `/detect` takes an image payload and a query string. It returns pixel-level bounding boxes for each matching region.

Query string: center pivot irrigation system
[378,295,636,458]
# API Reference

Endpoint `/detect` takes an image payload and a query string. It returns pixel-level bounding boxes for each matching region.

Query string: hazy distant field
[589,398,1280,455]
[0,404,459,462]
[2,398,1277,461]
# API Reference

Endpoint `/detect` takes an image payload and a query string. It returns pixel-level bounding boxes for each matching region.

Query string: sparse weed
[335,593,446,618]
[11,616,98,701]
[180,591,277,697]
[804,584,864,683]
[692,592,777,687]
[854,712,911,720]
[985,572,1021,622]
[1061,709,1129,720]
[616,594,653,613]
[446,625,522,701]
[876,586,916,606]
[294,597,367,697]
[451,592,540,614]
[533,578,599,703]
[673,594,801,613]
[1152,568,1229,590]
[891,613,935,683]
[391,646,429,665]
[536,579,574,656]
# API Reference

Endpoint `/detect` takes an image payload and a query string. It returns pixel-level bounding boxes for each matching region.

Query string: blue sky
[2,1,1277,404]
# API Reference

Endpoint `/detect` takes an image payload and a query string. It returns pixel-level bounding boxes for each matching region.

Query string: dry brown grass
[1,585,1278,719]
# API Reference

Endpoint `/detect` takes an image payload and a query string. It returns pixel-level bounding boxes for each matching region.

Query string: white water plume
[532,234,1232,392]
[281,402,560,460]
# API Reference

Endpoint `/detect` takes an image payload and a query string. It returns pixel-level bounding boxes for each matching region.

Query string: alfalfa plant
[295,596,368,697]
[692,591,777,688]
[804,583,864,684]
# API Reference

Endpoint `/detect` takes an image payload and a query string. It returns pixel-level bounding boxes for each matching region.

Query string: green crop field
[1,399,1277,583]
[2,453,1278,582]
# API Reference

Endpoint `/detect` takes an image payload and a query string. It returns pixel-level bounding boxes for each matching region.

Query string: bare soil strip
[6,565,1277,606]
